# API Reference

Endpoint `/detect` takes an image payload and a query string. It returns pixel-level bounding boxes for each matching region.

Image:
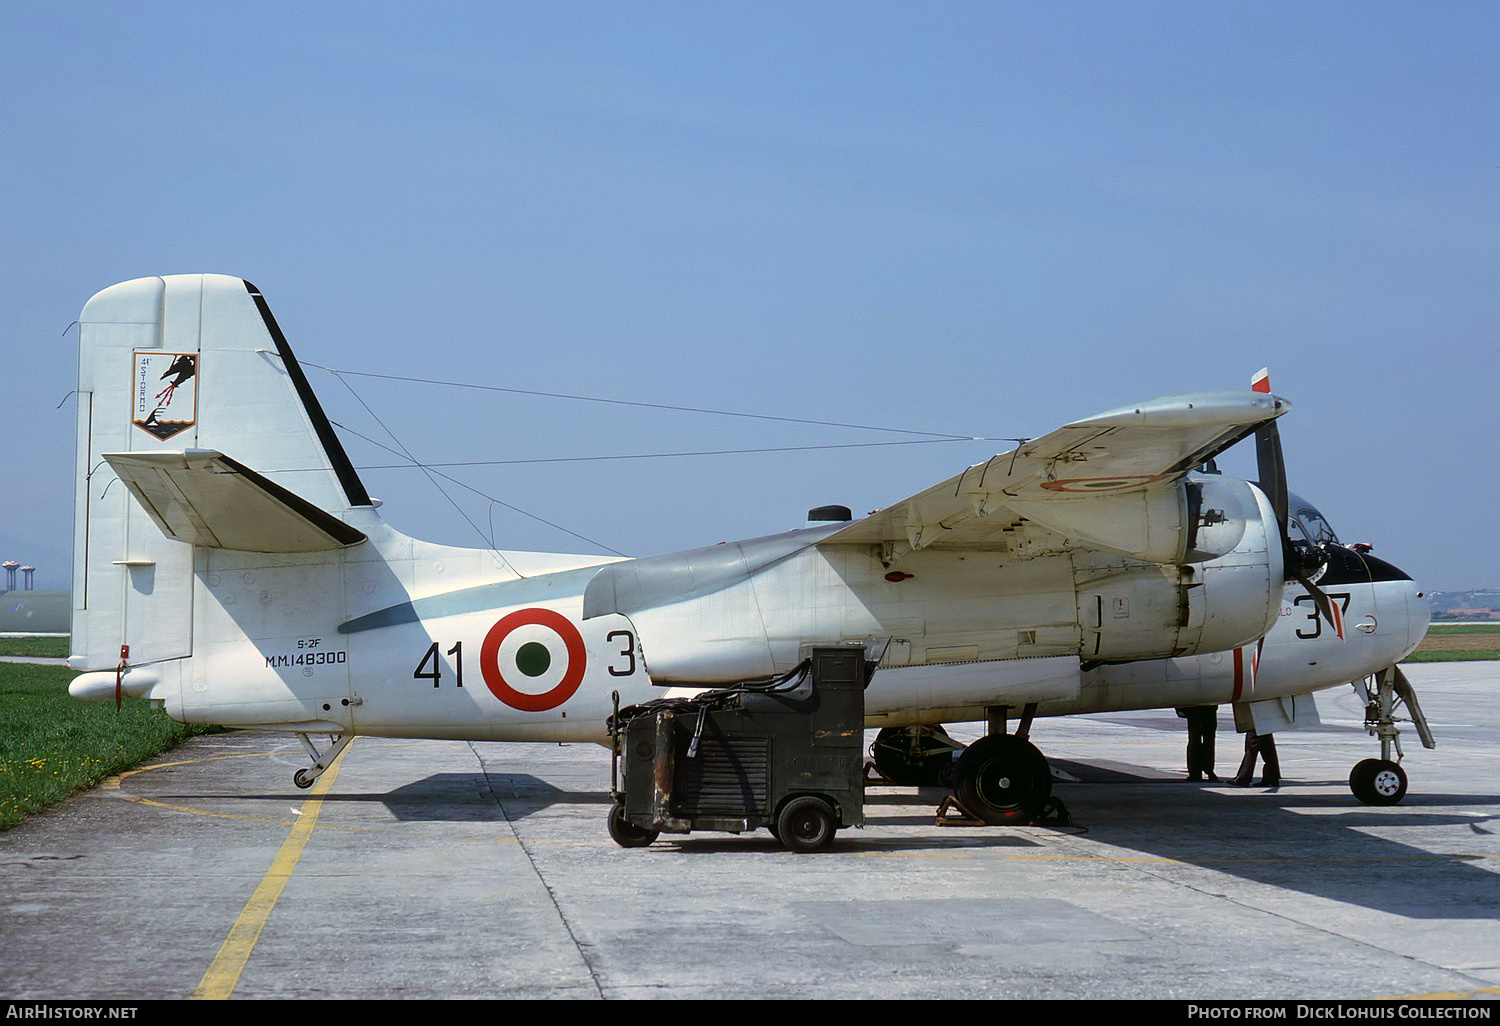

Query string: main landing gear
[872,704,1057,825]
[951,704,1054,824]
[869,724,961,787]
[952,731,1054,825]
[1348,665,1434,806]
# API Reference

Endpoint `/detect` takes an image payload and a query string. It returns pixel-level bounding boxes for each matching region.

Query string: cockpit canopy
[1286,493,1339,549]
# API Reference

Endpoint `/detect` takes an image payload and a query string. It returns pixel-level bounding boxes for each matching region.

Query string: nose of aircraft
[1343,546,1430,653]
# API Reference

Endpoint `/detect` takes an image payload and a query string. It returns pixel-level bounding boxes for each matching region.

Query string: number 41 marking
[414,641,464,687]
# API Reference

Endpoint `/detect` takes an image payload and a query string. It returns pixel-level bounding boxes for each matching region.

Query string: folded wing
[820,390,1287,564]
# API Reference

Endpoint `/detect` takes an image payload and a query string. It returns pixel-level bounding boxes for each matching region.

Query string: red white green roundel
[479,608,587,711]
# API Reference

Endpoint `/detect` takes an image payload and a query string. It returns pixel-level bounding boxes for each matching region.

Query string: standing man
[1177,706,1220,782]
[1232,729,1281,788]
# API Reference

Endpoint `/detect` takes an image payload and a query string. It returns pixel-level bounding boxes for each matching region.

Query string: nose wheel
[1349,759,1407,805]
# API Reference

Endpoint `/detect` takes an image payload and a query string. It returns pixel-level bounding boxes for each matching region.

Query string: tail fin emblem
[132,352,198,440]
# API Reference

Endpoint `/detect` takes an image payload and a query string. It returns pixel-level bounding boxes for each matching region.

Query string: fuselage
[73,493,1427,744]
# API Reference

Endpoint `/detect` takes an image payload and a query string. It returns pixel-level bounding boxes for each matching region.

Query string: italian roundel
[479,608,587,712]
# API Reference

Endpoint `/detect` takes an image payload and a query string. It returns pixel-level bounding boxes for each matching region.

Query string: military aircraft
[66,274,1432,820]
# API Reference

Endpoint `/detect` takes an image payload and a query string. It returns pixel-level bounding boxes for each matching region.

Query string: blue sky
[3,2,1497,591]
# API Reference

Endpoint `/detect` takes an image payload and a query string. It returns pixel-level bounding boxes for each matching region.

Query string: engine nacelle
[1075,477,1282,661]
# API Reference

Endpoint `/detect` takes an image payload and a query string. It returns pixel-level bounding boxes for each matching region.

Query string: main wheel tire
[776,796,837,853]
[1350,758,1407,806]
[293,769,316,790]
[607,803,659,848]
[952,734,1052,825]
[871,724,955,787]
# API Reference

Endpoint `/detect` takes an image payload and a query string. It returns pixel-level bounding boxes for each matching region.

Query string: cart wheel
[607,803,659,848]
[776,796,837,853]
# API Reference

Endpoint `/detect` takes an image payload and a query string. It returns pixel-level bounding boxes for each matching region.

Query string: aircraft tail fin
[71,274,371,670]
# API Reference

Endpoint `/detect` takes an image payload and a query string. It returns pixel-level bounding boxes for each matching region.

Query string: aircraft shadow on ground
[550,762,1496,918]
[1040,758,1500,921]
[378,772,611,821]
[221,759,1499,920]
[170,774,603,822]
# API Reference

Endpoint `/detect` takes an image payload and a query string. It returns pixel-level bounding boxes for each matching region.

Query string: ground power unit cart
[607,646,867,852]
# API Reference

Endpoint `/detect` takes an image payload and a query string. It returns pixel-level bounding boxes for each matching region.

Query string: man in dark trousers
[1232,729,1281,787]
[1177,706,1220,782]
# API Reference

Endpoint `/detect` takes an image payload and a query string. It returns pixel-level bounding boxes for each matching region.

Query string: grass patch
[1411,623,1500,662]
[0,662,222,830]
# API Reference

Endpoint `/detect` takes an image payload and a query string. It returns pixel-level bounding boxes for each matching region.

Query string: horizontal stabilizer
[102,449,367,553]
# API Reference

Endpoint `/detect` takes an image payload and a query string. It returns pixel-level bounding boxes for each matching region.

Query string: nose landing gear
[1349,665,1433,806]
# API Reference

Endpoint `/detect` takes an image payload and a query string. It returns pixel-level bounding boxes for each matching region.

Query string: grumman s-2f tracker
[66,275,1433,826]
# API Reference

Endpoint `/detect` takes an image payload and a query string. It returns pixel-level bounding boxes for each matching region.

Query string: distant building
[1427,589,1500,621]
[1438,607,1500,622]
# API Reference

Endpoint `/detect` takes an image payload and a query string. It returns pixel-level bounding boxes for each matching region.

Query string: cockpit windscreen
[1287,493,1339,548]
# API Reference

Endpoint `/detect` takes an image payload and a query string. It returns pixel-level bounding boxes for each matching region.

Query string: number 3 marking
[606,629,636,677]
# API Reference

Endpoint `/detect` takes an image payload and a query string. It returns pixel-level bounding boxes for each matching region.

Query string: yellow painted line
[105,751,273,783]
[103,749,374,832]
[189,741,351,1001]
[105,753,296,824]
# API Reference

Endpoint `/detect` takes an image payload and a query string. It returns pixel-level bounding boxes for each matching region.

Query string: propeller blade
[1255,418,1289,532]
[1248,369,1336,636]
[1251,368,1289,529]
[1292,564,1340,635]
